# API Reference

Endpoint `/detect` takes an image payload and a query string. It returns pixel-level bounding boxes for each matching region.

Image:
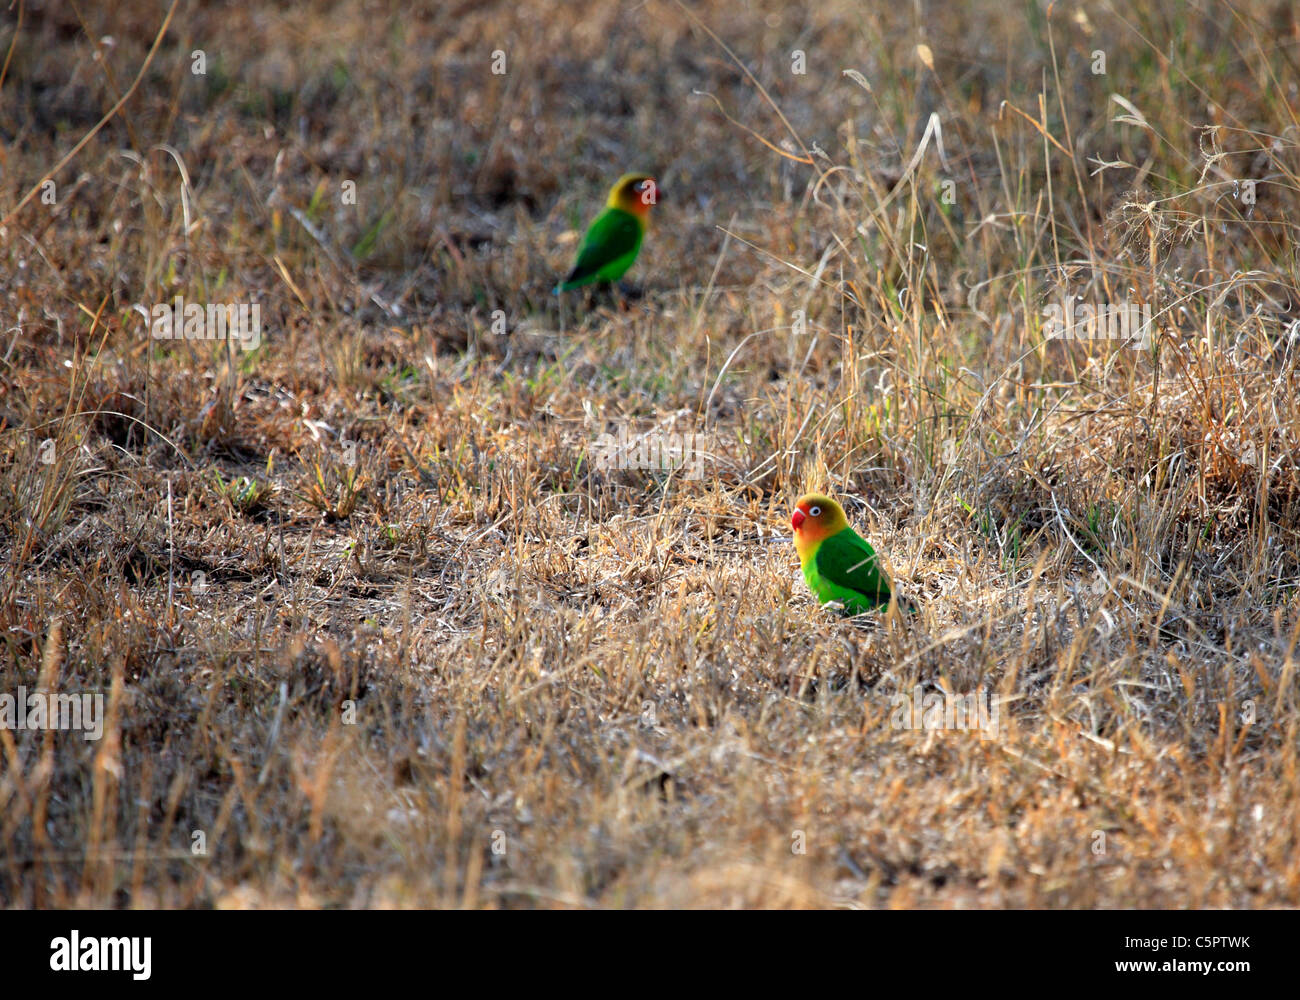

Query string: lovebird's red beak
[791,508,806,531]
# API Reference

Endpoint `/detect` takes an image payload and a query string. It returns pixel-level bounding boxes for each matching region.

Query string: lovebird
[791,493,901,614]
[554,172,658,293]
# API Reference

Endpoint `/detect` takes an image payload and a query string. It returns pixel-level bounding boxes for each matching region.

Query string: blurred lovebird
[554,172,658,293]
[790,493,905,614]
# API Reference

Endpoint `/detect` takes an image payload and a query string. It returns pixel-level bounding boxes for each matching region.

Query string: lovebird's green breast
[557,207,644,291]
[801,526,892,613]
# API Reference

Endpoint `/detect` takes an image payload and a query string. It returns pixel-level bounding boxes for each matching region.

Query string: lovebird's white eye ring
[809,505,821,517]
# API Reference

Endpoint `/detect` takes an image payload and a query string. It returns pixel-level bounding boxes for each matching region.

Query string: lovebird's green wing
[812,527,891,612]
[557,207,643,291]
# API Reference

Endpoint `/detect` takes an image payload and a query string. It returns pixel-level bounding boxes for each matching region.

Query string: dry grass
[2,0,1299,908]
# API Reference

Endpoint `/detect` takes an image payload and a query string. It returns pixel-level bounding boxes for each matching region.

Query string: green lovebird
[554,172,658,293]
[791,493,901,614]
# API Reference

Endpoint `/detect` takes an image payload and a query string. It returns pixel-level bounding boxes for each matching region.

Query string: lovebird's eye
[809,505,821,517]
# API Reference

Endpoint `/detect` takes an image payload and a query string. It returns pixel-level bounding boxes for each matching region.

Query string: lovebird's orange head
[791,493,849,562]
[607,173,659,220]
